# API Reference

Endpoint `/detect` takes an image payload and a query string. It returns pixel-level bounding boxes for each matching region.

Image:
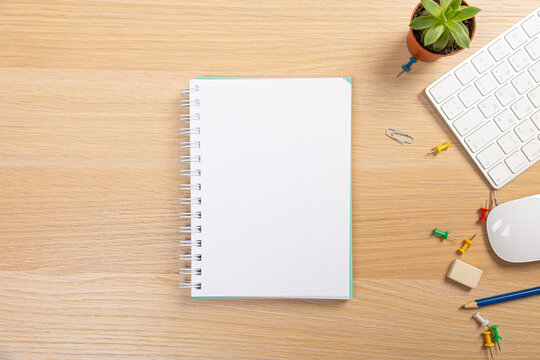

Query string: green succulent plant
[409,0,481,51]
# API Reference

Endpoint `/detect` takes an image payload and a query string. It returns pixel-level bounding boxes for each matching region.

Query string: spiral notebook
[179,77,352,299]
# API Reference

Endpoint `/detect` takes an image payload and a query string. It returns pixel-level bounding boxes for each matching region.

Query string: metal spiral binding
[180,267,202,275]
[180,169,200,177]
[180,197,201,205]
[179,254,202,261]
[179,211,202,219]
[179,281,201,289]
[180,155,201,163]
[180,184,201,191]
[180,99,200,108]
[180,85,199,96]
[180,141,200,149]
[180,226,201,233]
[180,113,200,123]
[179,85,202,289]
[179,83,202,291]
[179,239,201,247]
[180,127,200,135]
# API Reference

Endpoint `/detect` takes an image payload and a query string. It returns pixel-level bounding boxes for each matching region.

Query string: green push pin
[490,325,502,351]
[433,227,460,240]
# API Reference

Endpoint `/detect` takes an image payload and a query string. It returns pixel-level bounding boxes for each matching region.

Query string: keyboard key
[455,63,478,85]
[514,119,537,141]
[508,50,531,72]
[453,108,485,136]
[505,27,527,49]
[531,110,540,129]
[429,75,461,103]
[512,71,534,94]
[441,97,465,120]
[477,143,505,169]
[529,61,540,82]
[475,73,498,95]
[488,162,512,185]
[489,39,512,61]
[492,61,514,83]
[494,109,518,131]
[472,51,495,73]
[495,84,518,106]
[478,96,501,118]
[465,121,500,153]
[528,85,540,107]
[525,37,540,60]
[505,151,528,173]
[458,86,481,108]
[511,97,534,119]
[522,15,540,37]
[498,131,520,154]
[522,137,540,161]
[426,9,540,189]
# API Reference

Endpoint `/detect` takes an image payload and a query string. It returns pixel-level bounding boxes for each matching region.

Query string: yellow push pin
[429,141,451,154]
[482,330,495,359]
[458,234,476,254]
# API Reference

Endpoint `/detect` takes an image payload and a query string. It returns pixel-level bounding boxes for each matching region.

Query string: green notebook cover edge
[349,150,353,300]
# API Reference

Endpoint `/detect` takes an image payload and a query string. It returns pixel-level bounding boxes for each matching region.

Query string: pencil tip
[460,305,465,309]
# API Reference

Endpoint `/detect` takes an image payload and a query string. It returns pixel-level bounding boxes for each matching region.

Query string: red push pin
[478,200,490,223]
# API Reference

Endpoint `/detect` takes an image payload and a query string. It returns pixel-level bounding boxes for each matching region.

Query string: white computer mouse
[487,194,540,263]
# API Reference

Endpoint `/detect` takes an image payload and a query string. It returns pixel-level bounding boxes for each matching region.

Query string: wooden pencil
[461,286,540,309]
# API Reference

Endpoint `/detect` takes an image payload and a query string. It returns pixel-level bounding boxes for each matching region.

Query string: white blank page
[188,78,351,299]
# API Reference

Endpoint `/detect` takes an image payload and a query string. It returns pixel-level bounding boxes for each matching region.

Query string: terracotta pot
[407,1,476,62]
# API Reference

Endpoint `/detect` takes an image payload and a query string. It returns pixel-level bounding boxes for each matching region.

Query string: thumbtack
[458,234,476,254]
[478,200,490,222]
[490,325,502,352]
[473,312,490,328]
[482,331,495,359]
[397,57,417,77]
[433,227,460,241]
[491,189,499,208]
[429,141,451,154]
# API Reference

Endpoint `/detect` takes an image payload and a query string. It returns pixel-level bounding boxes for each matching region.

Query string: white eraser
[447,259,483,288]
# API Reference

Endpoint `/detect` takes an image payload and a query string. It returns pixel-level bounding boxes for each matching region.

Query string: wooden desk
[1,1,539,358]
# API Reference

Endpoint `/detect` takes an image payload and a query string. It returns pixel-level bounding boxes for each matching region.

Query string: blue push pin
[397,57,417,77]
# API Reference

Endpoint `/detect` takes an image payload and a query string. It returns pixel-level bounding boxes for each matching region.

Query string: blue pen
[461,286,540,309]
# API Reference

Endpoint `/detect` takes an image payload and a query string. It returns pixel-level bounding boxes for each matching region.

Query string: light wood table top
[1,1,539,359]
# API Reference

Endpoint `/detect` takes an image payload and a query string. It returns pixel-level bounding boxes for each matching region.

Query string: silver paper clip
[385,128,414,144]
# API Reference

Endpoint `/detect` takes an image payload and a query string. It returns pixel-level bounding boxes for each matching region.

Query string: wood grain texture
[1,0,539,358]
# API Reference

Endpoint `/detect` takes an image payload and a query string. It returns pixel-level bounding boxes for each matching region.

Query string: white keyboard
[426,7,540,189]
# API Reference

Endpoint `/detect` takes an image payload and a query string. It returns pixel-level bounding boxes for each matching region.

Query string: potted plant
[408,0,481,62]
